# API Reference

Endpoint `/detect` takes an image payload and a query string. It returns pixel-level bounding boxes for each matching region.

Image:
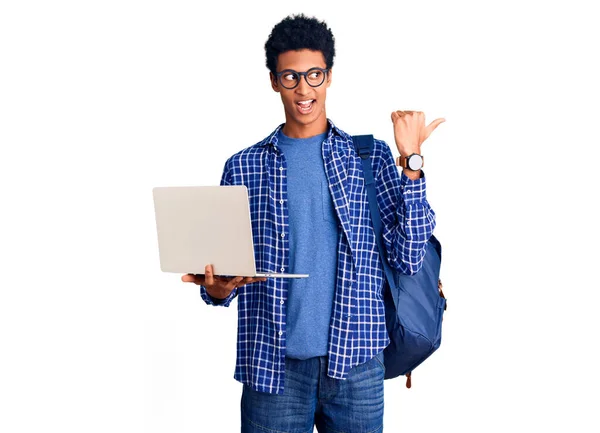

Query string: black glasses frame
[274,67,330,89]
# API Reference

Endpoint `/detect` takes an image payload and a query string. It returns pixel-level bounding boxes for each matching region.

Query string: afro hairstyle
[264,14,335,75]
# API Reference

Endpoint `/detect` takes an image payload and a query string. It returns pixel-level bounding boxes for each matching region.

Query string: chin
[290,107,324,126]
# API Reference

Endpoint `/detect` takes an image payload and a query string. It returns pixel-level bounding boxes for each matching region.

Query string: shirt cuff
[199,285,236,307]
[400,170,427,204]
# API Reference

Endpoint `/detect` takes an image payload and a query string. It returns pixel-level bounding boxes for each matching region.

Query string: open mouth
[296,99,316,114]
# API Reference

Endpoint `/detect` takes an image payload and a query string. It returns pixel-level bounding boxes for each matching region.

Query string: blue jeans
[241,352,385,433]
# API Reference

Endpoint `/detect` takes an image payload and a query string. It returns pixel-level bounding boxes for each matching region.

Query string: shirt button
[279,167,284,171]
[406,190,412,194]
[279,199,284,204]
[280,300,284,304]
[407,220,411,225]
[281,267,285,272]
[281,233,285,238]
[278,331,283,336]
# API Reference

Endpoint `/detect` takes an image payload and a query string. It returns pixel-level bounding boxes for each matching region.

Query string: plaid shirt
[200,119,435,394]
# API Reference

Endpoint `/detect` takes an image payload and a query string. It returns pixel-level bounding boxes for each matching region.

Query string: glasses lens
[279,70,299,89]
[307,68,326,87]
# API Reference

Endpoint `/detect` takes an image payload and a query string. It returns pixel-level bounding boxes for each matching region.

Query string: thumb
[205,264,215,286]
[425,118,446,138]
[427,117,446,131]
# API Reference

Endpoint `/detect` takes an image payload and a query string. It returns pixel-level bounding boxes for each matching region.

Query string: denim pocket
[373,351,386,372]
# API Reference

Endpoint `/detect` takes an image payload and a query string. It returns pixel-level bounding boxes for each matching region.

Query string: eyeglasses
[274,67,329,89]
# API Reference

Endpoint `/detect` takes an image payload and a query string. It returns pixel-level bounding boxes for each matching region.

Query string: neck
[281,115,328,139]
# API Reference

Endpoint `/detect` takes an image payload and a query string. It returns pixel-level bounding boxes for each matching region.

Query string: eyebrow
[277,67,325,72]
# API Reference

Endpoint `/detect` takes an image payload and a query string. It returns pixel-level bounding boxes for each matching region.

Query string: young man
[182,14,444,433]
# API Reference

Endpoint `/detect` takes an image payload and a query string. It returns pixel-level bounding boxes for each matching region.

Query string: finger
[239,276,268,287]
[205,264,215,286]
[247,277,268,283]
[248,276,265,284]
[233,277,253,288]
[228,276,244,290]
[391,111,403,122]
[181,273,196,283]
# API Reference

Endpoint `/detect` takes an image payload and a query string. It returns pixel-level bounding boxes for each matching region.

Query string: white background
[1,0,599,432]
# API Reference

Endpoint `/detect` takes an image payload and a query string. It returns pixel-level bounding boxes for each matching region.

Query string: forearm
[383,171,436,275]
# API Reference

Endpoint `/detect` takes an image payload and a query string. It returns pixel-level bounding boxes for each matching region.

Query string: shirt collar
[260,118,350,149]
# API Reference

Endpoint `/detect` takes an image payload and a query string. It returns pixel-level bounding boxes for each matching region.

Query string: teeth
[298,100,313,106]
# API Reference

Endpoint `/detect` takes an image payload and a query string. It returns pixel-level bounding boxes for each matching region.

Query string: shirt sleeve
[198,158,240,307]
[374,140,436,275]
[199,286,238,307]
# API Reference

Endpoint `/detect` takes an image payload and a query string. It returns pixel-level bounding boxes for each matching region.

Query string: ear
[326,69,333,88]
[270,72,280,93]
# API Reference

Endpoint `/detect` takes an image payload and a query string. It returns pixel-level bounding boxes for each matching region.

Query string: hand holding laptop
[181,264,267,299]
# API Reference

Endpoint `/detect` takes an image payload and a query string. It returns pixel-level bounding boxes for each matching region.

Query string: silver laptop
[152,186,309,278]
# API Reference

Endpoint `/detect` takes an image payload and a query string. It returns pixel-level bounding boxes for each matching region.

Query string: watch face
[408,154,423,170]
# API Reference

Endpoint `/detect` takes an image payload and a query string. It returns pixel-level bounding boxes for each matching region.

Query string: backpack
[353,134,447,388]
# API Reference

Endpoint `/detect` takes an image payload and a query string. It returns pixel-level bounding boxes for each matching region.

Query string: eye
[281,71,298,82]
[308,70,322,79]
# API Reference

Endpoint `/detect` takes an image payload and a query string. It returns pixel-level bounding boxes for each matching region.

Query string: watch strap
[396,154,424,169]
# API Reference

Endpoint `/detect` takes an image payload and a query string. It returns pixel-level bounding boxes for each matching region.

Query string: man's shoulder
[337,130,390,158]
[372,137,392,155]
[225,124,283,162]
[223,133,277,171]
[328,121,386,148]
[340,131,394,177]
[226,142,264,161]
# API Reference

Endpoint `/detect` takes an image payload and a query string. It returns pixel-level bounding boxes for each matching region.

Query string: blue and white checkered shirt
[200,119,435,394]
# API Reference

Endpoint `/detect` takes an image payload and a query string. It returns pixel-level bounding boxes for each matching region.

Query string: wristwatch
[396,153,424,171]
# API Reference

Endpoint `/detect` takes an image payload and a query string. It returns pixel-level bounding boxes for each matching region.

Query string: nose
[295,75,311,94]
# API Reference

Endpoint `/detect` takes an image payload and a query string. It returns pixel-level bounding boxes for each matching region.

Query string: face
[270,49,332,136]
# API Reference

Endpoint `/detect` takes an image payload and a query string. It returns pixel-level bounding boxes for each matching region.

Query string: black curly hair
[264,14,335,75]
